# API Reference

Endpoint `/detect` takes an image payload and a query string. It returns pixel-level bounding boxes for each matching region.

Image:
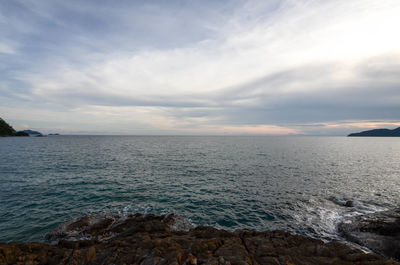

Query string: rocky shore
[1,213,399,265]
[339,208,400,261]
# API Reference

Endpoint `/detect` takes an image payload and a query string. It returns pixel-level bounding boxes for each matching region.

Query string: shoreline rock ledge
[1,213,399,265]
[338,208,400,261]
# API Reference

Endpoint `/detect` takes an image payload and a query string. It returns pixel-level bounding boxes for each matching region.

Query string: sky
[1,0,400,135]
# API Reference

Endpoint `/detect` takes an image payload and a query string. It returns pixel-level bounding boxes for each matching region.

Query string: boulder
[338,208,400,260]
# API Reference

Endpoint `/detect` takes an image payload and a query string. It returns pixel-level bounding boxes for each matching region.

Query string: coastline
[1,213,398,265]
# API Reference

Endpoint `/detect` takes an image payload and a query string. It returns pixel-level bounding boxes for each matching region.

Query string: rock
[0,213,399,265]
[45,212,194,243]
[86,246,96,262]
[338,208,400,260]
[345,200,354,207]
[187,253,197,264]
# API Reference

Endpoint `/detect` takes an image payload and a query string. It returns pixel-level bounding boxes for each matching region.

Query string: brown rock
[187,253,197,264]
[0,213,399,265]
[86,246,96,262]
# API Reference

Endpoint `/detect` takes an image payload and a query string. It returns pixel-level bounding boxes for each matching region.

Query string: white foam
[294,199,388,241]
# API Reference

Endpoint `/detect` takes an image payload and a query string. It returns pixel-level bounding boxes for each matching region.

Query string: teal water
[0,136,399,242]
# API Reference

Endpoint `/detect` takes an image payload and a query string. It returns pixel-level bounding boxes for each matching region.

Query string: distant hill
[348,127,400,137]
[15,131,29,136]
[21,129,43,136]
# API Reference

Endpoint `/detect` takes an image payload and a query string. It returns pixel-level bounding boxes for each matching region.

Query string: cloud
[1,0,400,134]
[194,125,301,135]
[0,43,17,54]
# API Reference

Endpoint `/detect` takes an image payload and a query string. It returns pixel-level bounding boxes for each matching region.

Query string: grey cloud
[23,55,400,127]
[208,56,400,124]
[1,0,399,134]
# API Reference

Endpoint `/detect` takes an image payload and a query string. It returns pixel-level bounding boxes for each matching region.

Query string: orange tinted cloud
[324,121,400,129]
[186,125,301,135]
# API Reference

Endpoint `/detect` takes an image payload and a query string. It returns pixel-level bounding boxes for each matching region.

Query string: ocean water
[0,136,399,243]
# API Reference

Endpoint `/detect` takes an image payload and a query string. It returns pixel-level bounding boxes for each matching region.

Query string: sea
[0,136,399,243]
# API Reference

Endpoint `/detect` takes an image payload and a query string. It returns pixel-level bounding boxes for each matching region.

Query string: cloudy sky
[1,0,399,135]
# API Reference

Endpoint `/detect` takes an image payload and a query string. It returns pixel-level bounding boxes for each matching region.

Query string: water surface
[1,136,399,242]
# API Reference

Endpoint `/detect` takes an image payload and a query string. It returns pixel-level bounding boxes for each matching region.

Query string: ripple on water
[0,136,399,242]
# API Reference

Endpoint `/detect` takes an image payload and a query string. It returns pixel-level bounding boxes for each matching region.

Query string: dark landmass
[14,131,29,136]
[0,117,43,137]
[0,118,29,137]
[1,213,398,265]
[339,208,400,261]
[21,129,43,136]
[348,127,400,137]
[0,117,18,136]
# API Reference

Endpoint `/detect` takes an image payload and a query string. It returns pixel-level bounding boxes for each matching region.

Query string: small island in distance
[348,127,400,137]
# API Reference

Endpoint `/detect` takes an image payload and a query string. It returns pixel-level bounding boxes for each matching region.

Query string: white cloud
[0,43,16,54]
[31,0,400,96]
[3,0,400,134]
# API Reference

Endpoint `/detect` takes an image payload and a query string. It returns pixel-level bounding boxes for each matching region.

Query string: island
[20,129,43,137]
[348,127,400,137]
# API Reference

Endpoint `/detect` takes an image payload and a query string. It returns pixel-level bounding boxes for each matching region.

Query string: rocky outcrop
[1,213,398,265]
[344,200,354,207]
[339,208,400,261]
[45,213,195,243]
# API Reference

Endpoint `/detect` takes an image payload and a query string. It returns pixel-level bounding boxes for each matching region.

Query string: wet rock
[0,213,399,265]
[345,200,354,207]
[338,208,400,260]
[45,212,194,243]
